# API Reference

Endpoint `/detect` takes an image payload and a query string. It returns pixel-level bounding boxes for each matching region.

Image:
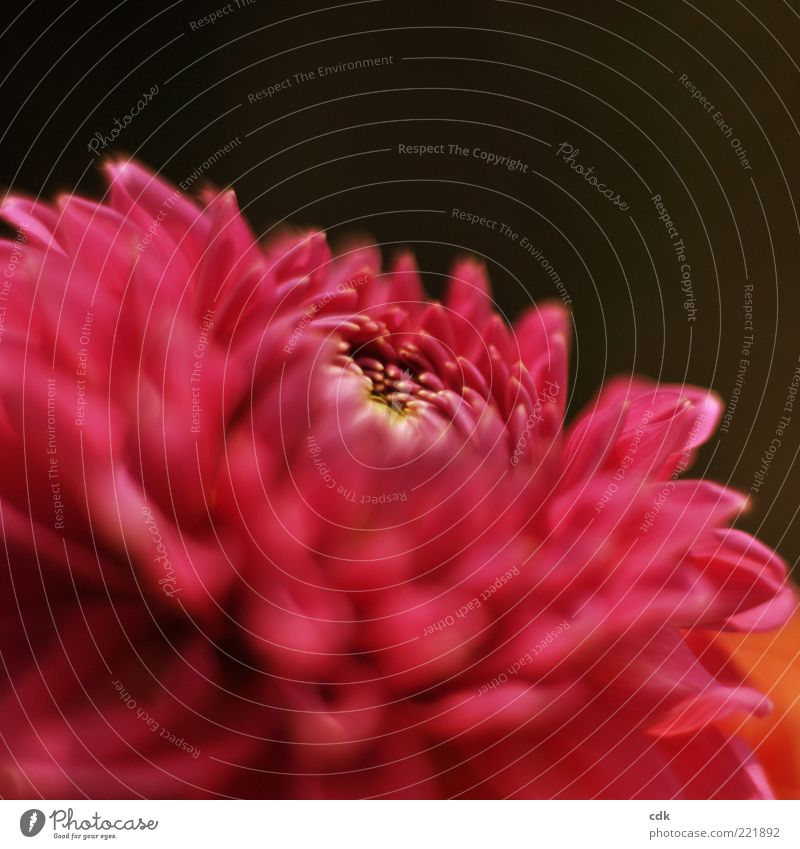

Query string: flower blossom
[0,161,795,799]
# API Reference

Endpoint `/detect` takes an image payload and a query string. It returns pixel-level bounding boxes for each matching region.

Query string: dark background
[2,0,799,568]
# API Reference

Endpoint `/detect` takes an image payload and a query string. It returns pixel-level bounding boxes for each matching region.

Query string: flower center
[356,357,422,413]
[331,315,470,430]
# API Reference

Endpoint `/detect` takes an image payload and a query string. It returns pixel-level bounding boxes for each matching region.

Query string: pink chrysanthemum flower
[0,161,795,799]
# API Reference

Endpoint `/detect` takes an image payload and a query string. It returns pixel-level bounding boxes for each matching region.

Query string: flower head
[0,161,794,798]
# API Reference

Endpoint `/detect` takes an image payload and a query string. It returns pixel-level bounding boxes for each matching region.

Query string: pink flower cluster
[0,161,793,798]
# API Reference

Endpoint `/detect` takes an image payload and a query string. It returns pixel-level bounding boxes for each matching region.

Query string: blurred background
[1,0,799,568]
